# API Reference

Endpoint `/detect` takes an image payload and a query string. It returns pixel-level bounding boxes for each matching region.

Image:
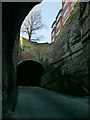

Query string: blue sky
[20,0,62,43]
[38,0,62,43]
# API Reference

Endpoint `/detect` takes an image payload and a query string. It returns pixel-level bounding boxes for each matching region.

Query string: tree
[20,7,45,42]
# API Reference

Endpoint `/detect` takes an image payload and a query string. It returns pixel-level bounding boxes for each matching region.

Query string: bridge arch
[16,60,44,86]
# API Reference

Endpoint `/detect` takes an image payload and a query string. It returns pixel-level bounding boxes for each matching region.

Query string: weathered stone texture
[18,38,54,63]
[50,3,89,90]
[80,3,90,90]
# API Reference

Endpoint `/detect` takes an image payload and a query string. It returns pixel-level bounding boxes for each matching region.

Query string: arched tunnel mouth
[16,60,44,86]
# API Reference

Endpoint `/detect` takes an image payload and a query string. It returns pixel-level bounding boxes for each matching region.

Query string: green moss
[61,2,79,33]
[71,37,81,46]
[74,1,79,9]
[24,45,31,48]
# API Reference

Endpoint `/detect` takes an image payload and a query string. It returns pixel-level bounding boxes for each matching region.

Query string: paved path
[13,86,89,118]
[0,90,2,119]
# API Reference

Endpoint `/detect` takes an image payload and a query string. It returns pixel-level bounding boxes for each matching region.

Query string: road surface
[13,86,89,118]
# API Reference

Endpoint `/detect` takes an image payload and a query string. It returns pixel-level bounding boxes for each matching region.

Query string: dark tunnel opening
[16,60,44,86]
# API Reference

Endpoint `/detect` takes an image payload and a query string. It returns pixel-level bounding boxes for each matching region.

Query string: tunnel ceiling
[17,60,44,86]
[2,2,40,61]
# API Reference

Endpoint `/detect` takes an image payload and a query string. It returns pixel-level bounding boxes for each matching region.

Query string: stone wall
[80,3,90,90]
[18,38,54,63]
[39,2,90,96]
[51,2,89,90]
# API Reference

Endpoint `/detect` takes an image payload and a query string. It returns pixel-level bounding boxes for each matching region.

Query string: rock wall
[51,2,89,90]
[18,38,53,63]
[39,2,90,97]
[80,3,90,91]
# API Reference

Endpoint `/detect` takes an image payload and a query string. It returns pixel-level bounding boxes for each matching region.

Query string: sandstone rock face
[51,3,89,90]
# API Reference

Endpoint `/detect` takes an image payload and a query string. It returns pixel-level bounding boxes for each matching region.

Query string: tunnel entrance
[16,60,44,86]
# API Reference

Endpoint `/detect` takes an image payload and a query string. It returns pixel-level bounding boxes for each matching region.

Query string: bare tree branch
[21,8,46,42]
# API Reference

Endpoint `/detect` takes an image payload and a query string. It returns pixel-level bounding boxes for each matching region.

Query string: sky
[20,0,62,43]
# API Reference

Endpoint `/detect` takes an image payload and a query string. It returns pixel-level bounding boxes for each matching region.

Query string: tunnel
[16,60,44,86]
